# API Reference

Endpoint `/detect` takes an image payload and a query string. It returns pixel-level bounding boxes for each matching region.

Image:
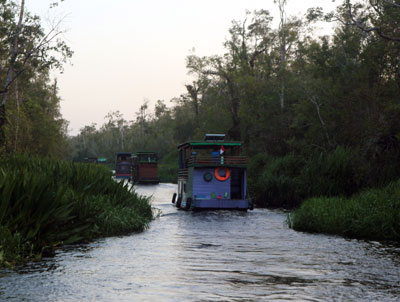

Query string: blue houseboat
[172,134,253,210]
[115,152,132,180]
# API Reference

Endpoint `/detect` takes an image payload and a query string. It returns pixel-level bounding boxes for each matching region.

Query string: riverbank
[0,155,153,268]
[288,180,400,242]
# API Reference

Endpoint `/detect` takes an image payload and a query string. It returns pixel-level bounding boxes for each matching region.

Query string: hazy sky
[27,0,338,135]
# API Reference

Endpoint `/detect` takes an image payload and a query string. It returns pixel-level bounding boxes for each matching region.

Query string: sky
[26,0,339,136]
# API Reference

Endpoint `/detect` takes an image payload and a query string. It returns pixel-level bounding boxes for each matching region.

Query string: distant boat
[97,157,108,166]
[131,152,160,184]
[172,134,253,210]
[83,157,98,164]
[115,152,132,180]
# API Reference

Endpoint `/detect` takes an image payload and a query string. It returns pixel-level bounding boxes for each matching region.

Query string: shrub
[300,147,361,198]
[248,148,363,208]
[248,153,304,207]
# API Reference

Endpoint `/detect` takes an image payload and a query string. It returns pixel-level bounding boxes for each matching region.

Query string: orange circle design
[214,167,230,181]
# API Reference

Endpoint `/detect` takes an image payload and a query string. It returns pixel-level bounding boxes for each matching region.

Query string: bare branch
[346,0,400,42]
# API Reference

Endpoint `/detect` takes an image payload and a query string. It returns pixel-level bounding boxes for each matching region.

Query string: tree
[275,0,288,109]
[345,0,400,42]
[0,0,72,152]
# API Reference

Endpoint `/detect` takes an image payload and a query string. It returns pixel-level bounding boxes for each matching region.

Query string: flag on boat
[220,145,225,155]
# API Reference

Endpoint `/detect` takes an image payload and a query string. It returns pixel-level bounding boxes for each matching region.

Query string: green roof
[190,142,241,146]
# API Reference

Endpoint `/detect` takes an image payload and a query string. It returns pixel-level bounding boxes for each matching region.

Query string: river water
[1,183,399,301]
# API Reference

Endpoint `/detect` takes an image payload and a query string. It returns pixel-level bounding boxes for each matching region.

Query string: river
[0,183,399,301]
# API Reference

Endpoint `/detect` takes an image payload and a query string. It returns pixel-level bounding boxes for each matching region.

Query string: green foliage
[249,148,363,208]
[248,153,304,207]
[158,149,178,183]
[289,180,400,242]
[0,154,152,267]
[0,1,72,155]
[301,147,361,197]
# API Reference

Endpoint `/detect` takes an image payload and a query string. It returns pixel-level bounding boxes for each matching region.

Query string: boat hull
[192,199,250,210]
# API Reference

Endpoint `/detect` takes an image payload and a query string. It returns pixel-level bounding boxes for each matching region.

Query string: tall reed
[0,154,152,267]
[288,180,400,241]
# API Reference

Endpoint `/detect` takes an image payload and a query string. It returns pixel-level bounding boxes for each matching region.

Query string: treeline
[69,1,400,207]
[0,0,71,157]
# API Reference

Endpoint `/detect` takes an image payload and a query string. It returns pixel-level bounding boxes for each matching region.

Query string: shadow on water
[0,183,399,302]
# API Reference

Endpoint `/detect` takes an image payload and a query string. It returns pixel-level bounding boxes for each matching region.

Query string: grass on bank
[288,180,400,242]
[0,154,153,268]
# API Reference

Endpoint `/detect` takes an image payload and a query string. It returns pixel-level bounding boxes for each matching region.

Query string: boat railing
[187,156,247,167]
[178,169,189,181]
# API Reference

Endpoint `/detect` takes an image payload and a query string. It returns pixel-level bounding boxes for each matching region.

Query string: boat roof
[116,152,132,155]
[135,151,157,155]
[178,140,242,149]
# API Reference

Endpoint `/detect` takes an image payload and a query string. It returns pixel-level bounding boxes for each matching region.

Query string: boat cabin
[115,152,132,180]
[131,152,159,184]
[172,134,252,210]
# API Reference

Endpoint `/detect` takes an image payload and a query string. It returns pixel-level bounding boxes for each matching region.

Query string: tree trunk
[278,0,287,110]
[0,104,6,153]
[14,79,21,152]
[185,84,200,117]
[0,0,25,151]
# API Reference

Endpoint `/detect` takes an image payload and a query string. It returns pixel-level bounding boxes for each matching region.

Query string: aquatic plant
[288,180,400,242]
[0,154,152,267]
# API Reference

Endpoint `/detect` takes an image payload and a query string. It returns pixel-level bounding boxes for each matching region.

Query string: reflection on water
[1,183,399,301]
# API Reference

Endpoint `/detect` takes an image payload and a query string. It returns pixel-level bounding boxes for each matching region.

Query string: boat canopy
[134,151,158,163]
[116,152,132,162]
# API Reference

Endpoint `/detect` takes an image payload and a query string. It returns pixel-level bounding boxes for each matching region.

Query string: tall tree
[275,0,288,109]
[0,0,72,152]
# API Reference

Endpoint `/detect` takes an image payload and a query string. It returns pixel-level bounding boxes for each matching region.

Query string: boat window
[178,150,184,169]
[117,164,131,172]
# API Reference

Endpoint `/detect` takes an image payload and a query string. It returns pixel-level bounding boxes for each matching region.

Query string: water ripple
[0,183,399,302]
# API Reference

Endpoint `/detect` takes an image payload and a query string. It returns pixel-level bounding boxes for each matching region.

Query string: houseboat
[115,152,132,180]
[85,157,98,164]
[172,134,253,210]
[131,151,160,184]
